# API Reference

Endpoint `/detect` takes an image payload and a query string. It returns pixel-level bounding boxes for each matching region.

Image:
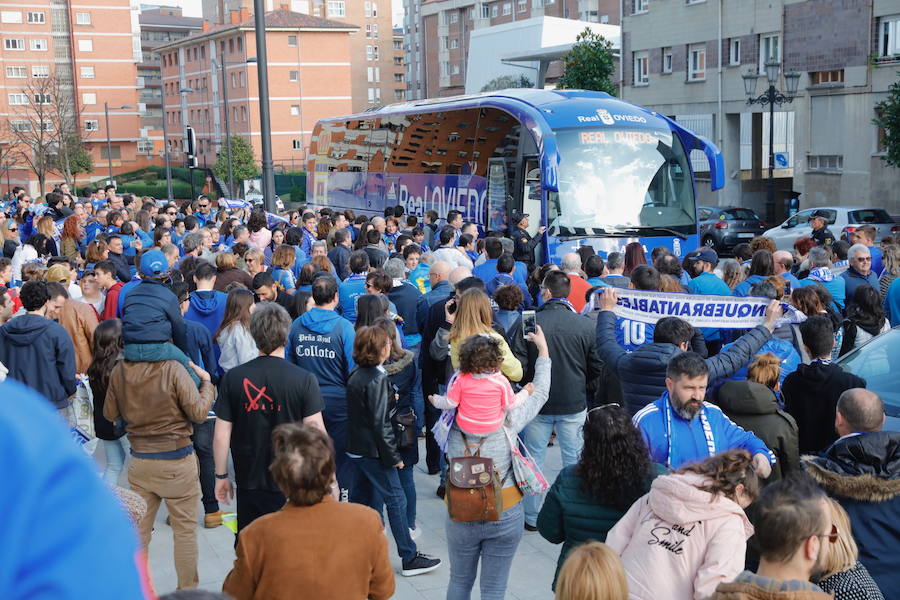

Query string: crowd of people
[1,185,899,600]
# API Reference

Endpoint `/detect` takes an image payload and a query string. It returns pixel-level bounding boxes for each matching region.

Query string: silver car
[837,326,900,432]
[762,206,898,251]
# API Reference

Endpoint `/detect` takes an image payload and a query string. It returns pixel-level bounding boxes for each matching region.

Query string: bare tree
[5,71,92,191]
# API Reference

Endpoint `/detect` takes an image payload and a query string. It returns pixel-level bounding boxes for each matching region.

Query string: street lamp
[211,56,255,200]
[160,87,192,201]
[742,60,801,223]
[251,2,276,213]
[103,102,133,186]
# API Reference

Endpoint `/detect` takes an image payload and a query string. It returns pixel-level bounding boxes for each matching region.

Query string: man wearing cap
[687,248,731,355]
[809,212,835,247]
[120,249,199,386]
[511,211,545,266]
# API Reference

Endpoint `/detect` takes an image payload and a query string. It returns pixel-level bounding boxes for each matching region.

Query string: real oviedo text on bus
[306,88,724,263]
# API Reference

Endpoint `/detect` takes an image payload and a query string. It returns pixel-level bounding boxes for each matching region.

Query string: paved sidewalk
[130,438,565,599]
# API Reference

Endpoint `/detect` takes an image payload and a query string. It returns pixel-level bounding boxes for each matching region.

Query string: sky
[176,0,404,27]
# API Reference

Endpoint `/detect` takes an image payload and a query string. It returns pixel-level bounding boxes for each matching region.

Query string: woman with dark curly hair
[537,404,666,590]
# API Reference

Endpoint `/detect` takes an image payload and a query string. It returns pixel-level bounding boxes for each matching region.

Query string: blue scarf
[662,391,716,469]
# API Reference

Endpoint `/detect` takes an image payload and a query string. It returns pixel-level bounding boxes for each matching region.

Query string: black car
[698,206,767,255]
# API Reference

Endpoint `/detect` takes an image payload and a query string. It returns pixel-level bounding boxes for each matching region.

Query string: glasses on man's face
[167,211,177,216]
[199,204,209,209]
[854,256,871,262]
[816,524,839,544]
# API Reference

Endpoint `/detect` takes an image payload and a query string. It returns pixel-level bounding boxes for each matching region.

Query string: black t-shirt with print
[215,355,324,491]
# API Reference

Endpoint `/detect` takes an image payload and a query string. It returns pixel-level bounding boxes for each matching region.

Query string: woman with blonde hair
[716,353,800,482]
[816,498,885,599]
[878,244,899,300]
[36,215,59,256]
[555,542,628,600]
[720,258,746,291]
[271,244,297,294]
[435,287,522,382]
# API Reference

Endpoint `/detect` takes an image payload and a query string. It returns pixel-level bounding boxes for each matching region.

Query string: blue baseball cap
[139,249,168,277]
[687,247,719,266]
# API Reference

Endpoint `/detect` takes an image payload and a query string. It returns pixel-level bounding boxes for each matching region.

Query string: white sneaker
[409,526,421,540]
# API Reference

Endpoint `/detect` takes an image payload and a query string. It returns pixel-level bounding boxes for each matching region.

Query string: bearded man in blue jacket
[634,351,775,477]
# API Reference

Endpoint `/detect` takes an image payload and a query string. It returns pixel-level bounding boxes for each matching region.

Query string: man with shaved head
[803,388,900,597]
[773,250,800,290]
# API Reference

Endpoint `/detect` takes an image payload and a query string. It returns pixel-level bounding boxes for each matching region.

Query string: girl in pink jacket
[606,449,759,600]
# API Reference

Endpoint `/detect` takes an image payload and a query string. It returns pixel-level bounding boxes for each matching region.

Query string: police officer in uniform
[809,211,835,247]
[511,211,545,266]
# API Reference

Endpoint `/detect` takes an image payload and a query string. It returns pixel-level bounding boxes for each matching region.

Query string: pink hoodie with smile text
[606,472,755,600]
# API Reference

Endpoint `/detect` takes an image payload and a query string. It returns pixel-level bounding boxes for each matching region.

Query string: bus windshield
[549,127,696,237]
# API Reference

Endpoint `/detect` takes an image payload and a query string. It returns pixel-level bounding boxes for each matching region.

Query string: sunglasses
[853,256,871,262]
[199,204,209,208]
[816,524,839,544]
[166,211,177,216]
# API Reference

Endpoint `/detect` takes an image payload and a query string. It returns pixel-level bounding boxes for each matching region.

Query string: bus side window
[487,158,509,233]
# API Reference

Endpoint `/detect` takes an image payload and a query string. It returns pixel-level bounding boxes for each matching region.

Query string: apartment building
[139,7,203,129]
[620,0,900,217]
[203,0,399,113]
[415,0,620,98]
[393,27,406,102]
[0,0,142,193]
[156,9,355,171]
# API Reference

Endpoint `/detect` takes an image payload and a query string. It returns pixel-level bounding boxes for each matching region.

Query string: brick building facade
[0,0,143,193]
[156,10,354,172]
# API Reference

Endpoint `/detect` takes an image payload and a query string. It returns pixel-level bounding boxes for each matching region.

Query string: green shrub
[116,181,192,199]
[142,171,158,183]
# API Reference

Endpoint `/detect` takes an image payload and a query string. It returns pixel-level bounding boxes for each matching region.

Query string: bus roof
[318,88,672,132]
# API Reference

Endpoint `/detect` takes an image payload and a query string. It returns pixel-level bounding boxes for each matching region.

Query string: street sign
[774,152,789,169]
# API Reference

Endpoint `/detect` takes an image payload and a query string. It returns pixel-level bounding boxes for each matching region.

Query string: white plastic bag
[71,376,98,455]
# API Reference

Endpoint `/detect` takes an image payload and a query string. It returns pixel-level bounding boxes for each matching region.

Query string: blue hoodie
[0,314,76,408]
[633,392,775,469]
[286,308,355,420]
[185,289,228,342]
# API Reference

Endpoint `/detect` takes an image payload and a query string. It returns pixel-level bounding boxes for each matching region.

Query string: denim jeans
[371,456,417,526]
[325,416,353,502]
[191,419,218,514]
[350,456,417,562]
[101,437,129,485]
[124,342,201,387]
[409,343,425,434]
[445,501,524,600]
[522,410,586,526]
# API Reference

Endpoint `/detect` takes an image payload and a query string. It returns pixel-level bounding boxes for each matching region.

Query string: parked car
[698,206,767,255]
[837,326,900,432]
[763,206,899,251]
